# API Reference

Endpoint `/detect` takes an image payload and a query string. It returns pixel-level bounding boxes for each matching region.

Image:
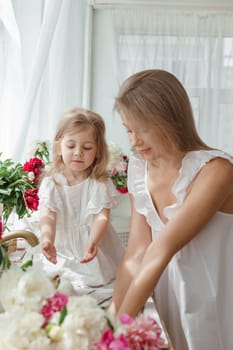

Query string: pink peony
[125,315,165,350]
[40,291,68,327]
[96,329,133,350]
[119,314,134,325]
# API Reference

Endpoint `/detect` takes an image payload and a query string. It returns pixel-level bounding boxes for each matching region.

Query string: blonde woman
[110,69,233,350]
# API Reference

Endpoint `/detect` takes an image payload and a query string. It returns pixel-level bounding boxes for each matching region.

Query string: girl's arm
[117,157,233,317]
[40,205,57,264]
[80,207,111,263]
[109,193,152,315]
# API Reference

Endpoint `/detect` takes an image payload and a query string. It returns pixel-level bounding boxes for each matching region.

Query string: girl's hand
[42,240,57,264]
[80,242,98,263]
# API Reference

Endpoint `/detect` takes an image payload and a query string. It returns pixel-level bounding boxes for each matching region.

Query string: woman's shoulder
[183,149,233,166]
[178,149,233,180]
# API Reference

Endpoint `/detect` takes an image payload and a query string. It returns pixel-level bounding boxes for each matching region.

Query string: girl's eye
[83,147,92,151]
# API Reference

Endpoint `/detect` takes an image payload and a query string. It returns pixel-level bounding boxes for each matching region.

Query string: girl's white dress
[34,174,125,290]
[128,149,233,350]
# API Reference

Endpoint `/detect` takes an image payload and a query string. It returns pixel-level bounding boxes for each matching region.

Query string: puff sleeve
[85,178,120,221]
[38,176,63,212]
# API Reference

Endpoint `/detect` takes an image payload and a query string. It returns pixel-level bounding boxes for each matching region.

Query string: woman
[109,69,233,350]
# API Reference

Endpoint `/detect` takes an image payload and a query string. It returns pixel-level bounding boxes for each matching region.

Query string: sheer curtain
[0,0,87,161]
[0,0,24,160]
[112,8,233,154]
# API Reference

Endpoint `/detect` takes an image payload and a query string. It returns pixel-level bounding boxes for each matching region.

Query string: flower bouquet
[0,141,50,267]
[0,260,166,350]
[107,142,129,194]
[0,140,50,228]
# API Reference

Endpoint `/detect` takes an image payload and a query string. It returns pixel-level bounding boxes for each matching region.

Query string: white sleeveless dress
[128,149,233,350]
[34,174,125,289]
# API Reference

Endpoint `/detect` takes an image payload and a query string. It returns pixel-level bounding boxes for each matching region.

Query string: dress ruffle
[38,174,64,212]
[165,150,233,219]
[85,179,120,224]
[128,149,233,227]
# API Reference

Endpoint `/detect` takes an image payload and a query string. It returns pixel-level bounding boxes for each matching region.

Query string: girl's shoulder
[39,173,67,190]
[90,177,119,194]
[85,178,120,215]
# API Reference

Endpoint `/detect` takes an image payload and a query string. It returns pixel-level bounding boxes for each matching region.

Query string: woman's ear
[54,141,61,156]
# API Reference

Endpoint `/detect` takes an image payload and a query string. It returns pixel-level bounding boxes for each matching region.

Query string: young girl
[109,69,233,350]
[37,107,125,290]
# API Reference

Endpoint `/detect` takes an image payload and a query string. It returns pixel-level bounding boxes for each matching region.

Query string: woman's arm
[109,193,152,315]
[40,205,57,264]
[117,158,233,317]
[80,207,110,263]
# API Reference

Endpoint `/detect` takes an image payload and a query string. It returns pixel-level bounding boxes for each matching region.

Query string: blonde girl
[38,107,125,289]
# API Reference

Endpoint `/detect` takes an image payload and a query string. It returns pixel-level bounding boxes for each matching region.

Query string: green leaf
[0,245,11,272]
[20,258,33,271]
[59,305,67,325]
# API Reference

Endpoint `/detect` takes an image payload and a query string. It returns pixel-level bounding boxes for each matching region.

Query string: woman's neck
[147,150,185,172]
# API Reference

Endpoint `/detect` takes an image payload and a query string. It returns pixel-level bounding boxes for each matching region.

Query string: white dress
[128,149,233,350]
[34,174,125,290]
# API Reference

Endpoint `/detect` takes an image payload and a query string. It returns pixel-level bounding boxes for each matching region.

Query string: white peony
[60,296,107,349]
[107,142,123,171]
[0,310,51,350]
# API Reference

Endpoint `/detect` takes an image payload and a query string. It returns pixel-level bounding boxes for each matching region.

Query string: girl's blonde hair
[114,69,211,153]
[49,107,109,181]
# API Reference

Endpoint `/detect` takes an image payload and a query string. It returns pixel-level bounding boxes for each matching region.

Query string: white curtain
[0,0,24,160]
[112,8,233,154]
[0,0,87,161]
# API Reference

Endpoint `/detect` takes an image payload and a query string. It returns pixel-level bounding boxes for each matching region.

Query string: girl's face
[121,112,165,160]
[60,127,97,178]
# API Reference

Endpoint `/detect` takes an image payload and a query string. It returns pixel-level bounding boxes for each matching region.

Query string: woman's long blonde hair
[115,69,211,153]
[48,107,109,181]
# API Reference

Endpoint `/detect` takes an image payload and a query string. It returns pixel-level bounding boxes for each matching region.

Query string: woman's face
[121,111,166,160]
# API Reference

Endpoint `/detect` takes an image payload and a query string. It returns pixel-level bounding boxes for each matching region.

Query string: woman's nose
[130,132,141,147]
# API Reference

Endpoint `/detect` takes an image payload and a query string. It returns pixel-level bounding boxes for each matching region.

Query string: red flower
[117,187,128,194]
[23,157,44,182]
[24,188,39,211]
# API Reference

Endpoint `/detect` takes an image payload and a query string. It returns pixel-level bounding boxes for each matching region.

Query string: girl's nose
[75,148,83,157]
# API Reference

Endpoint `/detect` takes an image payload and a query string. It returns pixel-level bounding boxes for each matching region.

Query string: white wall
[91,10,130,154]
[90,0,233,224]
